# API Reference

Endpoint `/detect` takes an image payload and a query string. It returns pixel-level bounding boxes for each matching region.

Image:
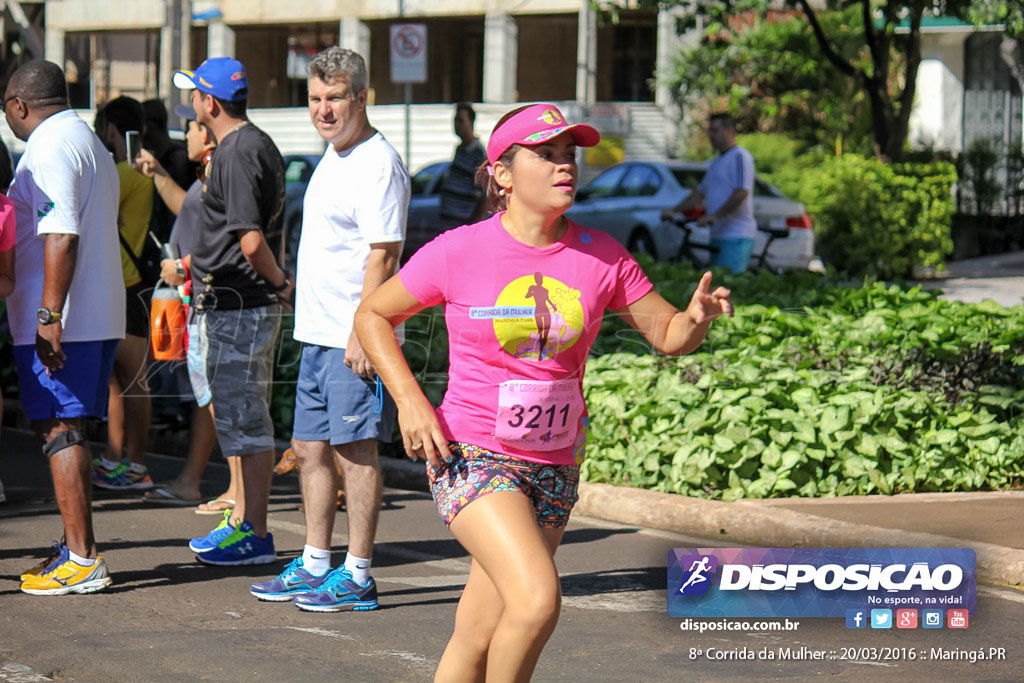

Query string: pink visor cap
[486,104,600,165]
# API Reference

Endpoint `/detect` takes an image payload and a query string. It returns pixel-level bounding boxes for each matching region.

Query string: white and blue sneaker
[195,520,276,566]
[293,565,378,612]
[188,509,235,553]
[250,557,331,601]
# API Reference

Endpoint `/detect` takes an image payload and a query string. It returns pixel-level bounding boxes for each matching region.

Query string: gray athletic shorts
[196,304,282,457]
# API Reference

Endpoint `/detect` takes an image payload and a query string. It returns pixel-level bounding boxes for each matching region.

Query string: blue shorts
[13,340,119,422]
[292,344,397,446]
[711,237,756,274]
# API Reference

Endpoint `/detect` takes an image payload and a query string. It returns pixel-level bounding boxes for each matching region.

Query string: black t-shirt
[149,140,197,242]
[191,124,285,310]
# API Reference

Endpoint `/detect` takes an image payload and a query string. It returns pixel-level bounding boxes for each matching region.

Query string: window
[619,165,661,197]
[671,169,704,190]
[411,163,449,196]
[285,158,316,184]
[754,179,781,198]
[582,165,628,199]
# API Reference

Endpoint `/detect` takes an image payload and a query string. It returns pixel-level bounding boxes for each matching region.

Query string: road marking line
[378,575,468,588]
[279,626,354,640]
[0,662,52,682]
[562,593,664,612]
[360,651,431,664]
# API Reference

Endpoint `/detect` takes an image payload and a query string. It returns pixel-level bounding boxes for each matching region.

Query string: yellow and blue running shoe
[195,520,276,566]
[189,509,235,553]
[21,539,66,581]
[20,545,112,595]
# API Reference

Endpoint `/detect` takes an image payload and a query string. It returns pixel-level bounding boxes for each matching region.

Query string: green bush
[736,133,810,176]
[773,155,956,278]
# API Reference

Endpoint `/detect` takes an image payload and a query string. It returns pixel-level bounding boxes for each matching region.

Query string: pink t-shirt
[400,213,653,465]
[0,195,14,252]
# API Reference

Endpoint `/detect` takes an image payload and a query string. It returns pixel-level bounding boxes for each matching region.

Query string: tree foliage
[610,1,991,162]
[670,7,876,155]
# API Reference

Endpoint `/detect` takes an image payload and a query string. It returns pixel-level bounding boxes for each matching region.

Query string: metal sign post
[390,22,427,166]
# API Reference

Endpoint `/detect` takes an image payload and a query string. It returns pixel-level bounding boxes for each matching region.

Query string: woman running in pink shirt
[355,103,733,682]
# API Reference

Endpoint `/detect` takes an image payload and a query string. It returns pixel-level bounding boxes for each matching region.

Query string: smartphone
[126,130,141,162]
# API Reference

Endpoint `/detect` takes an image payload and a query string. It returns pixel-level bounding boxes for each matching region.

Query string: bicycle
[664,215,788,273]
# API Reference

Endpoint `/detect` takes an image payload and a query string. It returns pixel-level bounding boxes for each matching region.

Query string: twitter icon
[870,609,892,629]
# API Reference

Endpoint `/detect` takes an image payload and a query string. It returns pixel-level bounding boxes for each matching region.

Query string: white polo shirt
[294,132,410,348]
[6,109,124,346]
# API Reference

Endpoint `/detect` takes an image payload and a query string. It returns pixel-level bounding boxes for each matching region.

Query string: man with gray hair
[250,47,409,611]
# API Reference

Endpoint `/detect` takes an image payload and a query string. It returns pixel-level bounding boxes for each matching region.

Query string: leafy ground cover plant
[582,259,1023,498]
[268,259,1022,498]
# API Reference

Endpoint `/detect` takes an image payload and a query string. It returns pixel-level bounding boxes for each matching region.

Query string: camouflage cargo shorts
[196,304,282,457]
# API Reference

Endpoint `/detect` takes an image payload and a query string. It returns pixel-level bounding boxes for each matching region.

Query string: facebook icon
[845,609,867,629]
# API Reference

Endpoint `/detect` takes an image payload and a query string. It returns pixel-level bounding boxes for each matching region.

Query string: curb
[574,483,1024,588]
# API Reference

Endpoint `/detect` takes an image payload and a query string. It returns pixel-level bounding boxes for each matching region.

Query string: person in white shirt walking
[250,47,409,611]
[663,113,758,273]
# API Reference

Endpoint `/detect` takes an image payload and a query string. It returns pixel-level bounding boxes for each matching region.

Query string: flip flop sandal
[195,497,235,515]
[143,487,202,507]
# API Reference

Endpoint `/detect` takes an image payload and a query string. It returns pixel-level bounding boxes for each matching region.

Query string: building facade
[40,0,686,110]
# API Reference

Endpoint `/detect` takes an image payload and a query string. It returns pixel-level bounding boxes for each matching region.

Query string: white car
[566,160,821,271]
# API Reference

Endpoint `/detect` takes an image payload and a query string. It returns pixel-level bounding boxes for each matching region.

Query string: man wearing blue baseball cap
[174,56,293,566]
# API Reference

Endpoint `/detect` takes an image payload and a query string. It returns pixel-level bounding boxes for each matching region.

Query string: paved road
[1,429,1022,681]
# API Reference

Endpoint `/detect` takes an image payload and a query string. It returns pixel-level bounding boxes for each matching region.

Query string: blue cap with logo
[173,57,248,102]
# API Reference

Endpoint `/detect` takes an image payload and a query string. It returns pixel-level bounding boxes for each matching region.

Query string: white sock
[344,552,372,585]
[302,545,332,576]
[68,549,96,567]
[100,457,120,469]
[127,461,147,473]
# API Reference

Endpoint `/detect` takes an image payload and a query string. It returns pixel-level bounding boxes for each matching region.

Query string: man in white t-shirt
[3,60,123,595]
[250,47,409,611]
[663,113,758,273]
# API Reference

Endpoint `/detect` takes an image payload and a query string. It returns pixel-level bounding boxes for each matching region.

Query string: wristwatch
[37,307,62,325]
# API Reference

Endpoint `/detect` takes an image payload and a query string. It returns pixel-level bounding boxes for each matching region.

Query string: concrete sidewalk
[916,248,1024,307]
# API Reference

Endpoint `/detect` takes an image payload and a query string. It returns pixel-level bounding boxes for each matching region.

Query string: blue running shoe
[293,565,378,612]
[195,520,276,566]
[188,509,234,553]
[250,557,331,601]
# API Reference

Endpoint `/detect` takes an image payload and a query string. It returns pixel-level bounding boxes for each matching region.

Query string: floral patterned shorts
[428,442,581,528]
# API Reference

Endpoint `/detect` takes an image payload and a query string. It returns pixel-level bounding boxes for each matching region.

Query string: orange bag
[150,281,186,361]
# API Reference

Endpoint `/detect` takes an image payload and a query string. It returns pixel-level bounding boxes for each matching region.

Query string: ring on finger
[411,442,423,450]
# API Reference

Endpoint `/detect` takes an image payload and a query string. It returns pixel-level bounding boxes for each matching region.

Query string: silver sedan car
[566,160,821,271]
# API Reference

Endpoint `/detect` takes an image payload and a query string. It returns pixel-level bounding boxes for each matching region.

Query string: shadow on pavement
[561,566,663,596]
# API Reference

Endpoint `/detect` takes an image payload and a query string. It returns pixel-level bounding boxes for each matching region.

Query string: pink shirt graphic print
[400,213,652,465]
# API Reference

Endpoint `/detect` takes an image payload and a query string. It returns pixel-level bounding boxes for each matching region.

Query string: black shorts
[125,281,151,338]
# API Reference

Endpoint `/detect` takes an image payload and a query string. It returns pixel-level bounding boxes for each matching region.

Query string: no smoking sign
[390,23,427,84]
